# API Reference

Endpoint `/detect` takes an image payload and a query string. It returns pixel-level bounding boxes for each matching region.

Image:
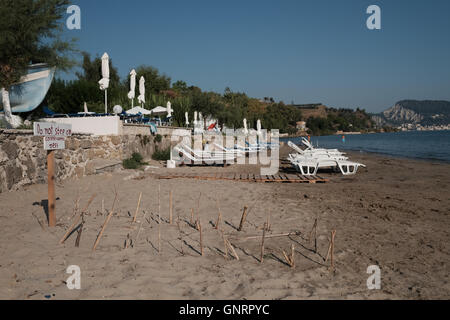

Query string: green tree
[135,65,171,95]
[0,0,77,127]
[76,51,120,86]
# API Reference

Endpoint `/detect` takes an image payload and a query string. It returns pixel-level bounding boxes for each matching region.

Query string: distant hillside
[372,100,450,127]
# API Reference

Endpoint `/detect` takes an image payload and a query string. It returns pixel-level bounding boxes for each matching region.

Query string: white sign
[44,136,66,150]
[34,122,72,137]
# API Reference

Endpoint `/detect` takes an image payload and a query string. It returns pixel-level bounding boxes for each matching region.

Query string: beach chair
[181,144,237,160]
[213,143,245,157]
[288,154,366,176]
[287,141,345,157]
[175,145,235,166]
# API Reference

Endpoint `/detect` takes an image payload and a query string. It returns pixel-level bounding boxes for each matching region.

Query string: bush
[122,152,146,169]
[154,134,162,143]
[131,152,143,163]
[152,147,170,161]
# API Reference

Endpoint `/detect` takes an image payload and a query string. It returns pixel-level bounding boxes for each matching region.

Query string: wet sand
[0,147,449,299]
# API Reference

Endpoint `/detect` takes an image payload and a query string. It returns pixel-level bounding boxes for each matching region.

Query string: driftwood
[92,192,118,252]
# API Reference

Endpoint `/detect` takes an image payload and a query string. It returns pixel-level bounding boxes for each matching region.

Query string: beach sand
[0,146,449,300]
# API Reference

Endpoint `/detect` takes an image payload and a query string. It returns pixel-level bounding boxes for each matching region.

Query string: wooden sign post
[33,122,72,227]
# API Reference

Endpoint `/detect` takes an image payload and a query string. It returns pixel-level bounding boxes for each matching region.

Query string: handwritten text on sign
[33,122,72,137]
[44,136,66,150]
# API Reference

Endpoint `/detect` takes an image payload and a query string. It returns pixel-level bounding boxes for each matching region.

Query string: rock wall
[0,129,171,193]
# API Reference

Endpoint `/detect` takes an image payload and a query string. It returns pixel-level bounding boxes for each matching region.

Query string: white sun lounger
[174,146,235,165]
[301,138,340,153]
[213,143,245,157]
[181,144,237,160]
[287,141,345,157]
[288,154,366,176]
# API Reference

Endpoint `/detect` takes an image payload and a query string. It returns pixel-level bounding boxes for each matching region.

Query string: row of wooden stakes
[57,187,337,271]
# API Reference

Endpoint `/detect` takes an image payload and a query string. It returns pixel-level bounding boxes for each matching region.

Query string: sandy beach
[0,146,449,300]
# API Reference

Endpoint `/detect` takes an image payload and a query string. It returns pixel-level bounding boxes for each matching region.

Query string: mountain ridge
[372,100,450,127]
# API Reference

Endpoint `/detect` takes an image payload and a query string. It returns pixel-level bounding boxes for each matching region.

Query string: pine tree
[0,0,77,127]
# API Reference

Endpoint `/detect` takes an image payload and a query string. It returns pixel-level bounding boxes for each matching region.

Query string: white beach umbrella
[185,112,189,125]
[138,76,145,106]
[127,69,136,107]
[150,106,168,116]
[167,101,172,117]
[126,106,151,115]
[194,111,198,125]
[243,118,248,135]
[257,119,262,135]
[98,52,110,113]
[84,101,89,113]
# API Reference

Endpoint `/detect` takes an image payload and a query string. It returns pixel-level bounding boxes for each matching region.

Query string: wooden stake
[291,244,295,268]
[60,194,96,244]
[266,212,271,231]
[260,222,267,263]
[92,192,118,252]
[229,232,297,241]
[221,230,228,259]
[169,190,173,224]
[330,230,336,270]
[196,192,202,217]
[215,212,222,230]
[47,150,56,227]
[158,183,161,253]
[199,219,203,256]
[226,240,239,260]
[325,230,336,265]
[75,218,84,248]
[158,184,161,220]
[195,218,200,231]
[282,246,295,268]
[237,206,249,231]
[214,198,222,230]
[132,192,142,223]
[309,218,318,253]
[134,211,147,247]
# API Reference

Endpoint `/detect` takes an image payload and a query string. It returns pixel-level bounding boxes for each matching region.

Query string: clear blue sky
[62,0,450,113]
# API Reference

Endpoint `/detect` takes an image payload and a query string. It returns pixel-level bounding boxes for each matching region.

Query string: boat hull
[0,64,55,113]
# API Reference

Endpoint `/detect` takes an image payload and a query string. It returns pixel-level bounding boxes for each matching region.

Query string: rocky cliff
[372,100,450,126]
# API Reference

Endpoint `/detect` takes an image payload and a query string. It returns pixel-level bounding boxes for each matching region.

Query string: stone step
[90,159,122,174]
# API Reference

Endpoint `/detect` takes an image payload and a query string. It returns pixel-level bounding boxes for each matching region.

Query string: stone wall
[0,129,171,193]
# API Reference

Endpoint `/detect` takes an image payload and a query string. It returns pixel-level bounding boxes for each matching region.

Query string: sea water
[285,130,450,163]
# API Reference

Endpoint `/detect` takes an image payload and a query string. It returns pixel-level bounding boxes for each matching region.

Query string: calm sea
[284,130,450,163]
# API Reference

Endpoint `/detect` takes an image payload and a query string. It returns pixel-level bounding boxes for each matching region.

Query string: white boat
[0,63,55,113]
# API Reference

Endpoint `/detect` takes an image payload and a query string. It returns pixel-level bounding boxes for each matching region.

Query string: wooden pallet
[158,173,328,184]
